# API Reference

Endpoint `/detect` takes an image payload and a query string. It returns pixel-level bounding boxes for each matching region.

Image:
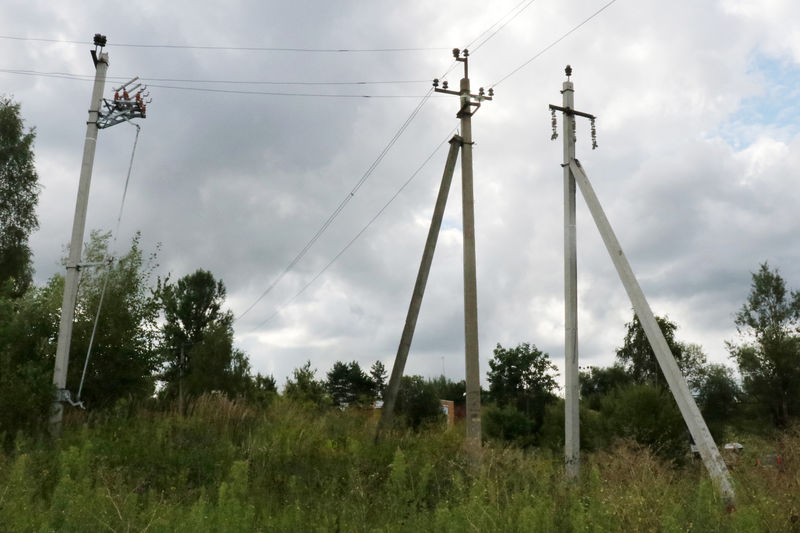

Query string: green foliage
[427,375,466,404]
[0,96,39,296]
[160,269,250,399]
[369,359,387,399]
[600,384,688,460]
[245,372,277,405]
[0,395,798,531]
[616,313,706,388]
[484,403,535,444]
[284,360,328,406]
[68,231,161,407]
[0,279,59,445]
[694,363,741,439]
[486,342,558,442]
[729,262,800,427]
[395,375,444,429]
[579,363,633,410]
[325,360,375,407]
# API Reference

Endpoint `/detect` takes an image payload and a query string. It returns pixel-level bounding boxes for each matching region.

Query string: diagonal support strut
[568,158,735,504]
[376,136,463,440]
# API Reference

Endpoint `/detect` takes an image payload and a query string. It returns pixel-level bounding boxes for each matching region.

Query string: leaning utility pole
[550,66,734,504]
[377,49,492,461]
[50,34,149,436]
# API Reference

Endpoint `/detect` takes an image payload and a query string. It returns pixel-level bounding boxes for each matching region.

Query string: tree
[68,231,162,407]
[160,269,250,399]
[0,96,39,296]
[600,384,687,460]
[579,364,633,410]
[284,361,328,406]
[0,278,60,445]
[487,343,558,416]
[325,361,374,407]
[394,375,443,429]
[615,313,704,387]
[246,373,277,405]
[694,363,741,439]
[369,360,387,400]
[728,262,800,427]
[486,343,558,441]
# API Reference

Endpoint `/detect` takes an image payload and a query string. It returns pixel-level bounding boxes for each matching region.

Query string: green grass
[0,395,797,532]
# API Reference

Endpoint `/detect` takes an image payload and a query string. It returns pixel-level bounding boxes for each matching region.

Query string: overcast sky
[2,0,800,390]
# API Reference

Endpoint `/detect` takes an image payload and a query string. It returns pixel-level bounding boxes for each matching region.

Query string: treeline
[3,95,800,458]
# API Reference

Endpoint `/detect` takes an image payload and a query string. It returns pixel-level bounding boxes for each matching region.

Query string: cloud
[3,0,800,390]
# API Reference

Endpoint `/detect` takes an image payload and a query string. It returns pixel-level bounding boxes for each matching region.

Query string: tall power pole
[50,35,110,436]
[560,66,580,480]
[550,66,733,504]
[377,49,492,461]
[50,34,149,436]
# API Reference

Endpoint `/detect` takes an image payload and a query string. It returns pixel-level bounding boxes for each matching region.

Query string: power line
[491,0,620,87]
[248,129,456,331]
[0,34,447,53]
[0,67,429,86]
[469,0,539,54]
[235,88,435,321]
[146,83,429,99]
[0,69,431,98]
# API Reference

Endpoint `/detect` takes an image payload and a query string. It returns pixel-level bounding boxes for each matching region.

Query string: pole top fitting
[565,64,572,80]
[91,33,108,67]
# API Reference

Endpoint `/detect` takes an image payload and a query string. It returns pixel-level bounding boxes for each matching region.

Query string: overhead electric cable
[249,129,456,331]
[0,67,428,86]
[235,88,435,321]
[0,69,431,98]
[146,83,429,98]
[469,0,539,54]
[0,34,447,53]
[491,0,620,87]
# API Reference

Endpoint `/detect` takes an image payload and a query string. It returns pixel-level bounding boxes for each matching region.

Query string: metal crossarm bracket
[549,67,597,150]
[432,48,494,118]
[97,76,150,129]
[55,388,85,409]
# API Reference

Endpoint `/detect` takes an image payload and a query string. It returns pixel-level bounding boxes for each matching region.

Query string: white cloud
[3,0,800,390]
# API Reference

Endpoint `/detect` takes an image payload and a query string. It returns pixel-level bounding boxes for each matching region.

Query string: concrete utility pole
[549,65,734,503]
[50,34,149,436]
[560,66,580,480]
[377,50,492,461]
[378,137,461,437]
[50,35,110,436]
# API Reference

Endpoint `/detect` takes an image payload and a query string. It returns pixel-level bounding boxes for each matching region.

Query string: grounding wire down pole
[50,35,110,437]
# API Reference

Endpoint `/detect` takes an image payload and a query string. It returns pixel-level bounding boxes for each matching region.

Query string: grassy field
[0,395,798,532]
